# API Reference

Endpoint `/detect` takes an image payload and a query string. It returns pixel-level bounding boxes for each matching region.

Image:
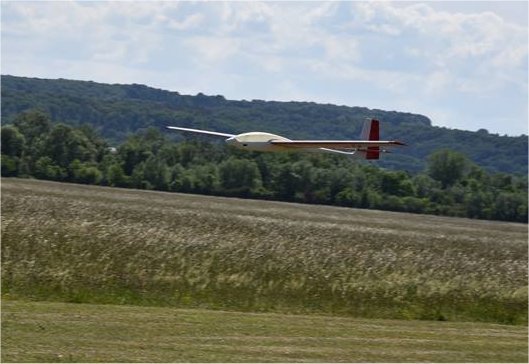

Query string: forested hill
[1,75,527,175]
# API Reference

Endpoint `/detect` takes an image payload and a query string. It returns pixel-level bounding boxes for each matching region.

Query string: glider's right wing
[271,119,405,160]
[166,126,235,138]
[269,140,405,149]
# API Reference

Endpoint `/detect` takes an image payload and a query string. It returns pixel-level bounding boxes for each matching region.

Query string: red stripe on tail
[368,119,379,141]
[366,119,380,160]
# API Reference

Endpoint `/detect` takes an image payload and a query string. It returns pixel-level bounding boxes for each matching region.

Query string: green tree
[335,187,361,207]
[219,157,262,195]
[1,155,18,177]
[130,162,151,189]
[119,139,152,175]
[70,160,103,184]
[464,191,492,220]
[380,170,414,196]
[142,156,170,190]
[1,126,25,157]
[412,174,440,198]
[34,156,66,180]
[13,110,51,144]
[291,160,317,202]
[42,124,97,169]
[188,164,220,193]
[106,163,129,187]
[168,164,186,192]
[427,150,469,188]
[272,163,300,201]
[493,193,527,222]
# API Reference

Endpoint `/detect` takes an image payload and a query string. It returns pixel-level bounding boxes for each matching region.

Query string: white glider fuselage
[226,132,293,152]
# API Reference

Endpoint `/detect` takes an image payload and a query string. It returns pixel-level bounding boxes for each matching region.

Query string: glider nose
[226,137,247,150]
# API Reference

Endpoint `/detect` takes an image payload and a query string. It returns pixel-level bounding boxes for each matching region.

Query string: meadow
[1,178,527,325]
[3,300,527,363]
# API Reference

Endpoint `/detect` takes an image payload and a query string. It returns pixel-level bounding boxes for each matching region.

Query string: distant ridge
[1,75,527,174]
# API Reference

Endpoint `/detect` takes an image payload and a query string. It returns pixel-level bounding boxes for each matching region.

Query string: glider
[167,118,405,160]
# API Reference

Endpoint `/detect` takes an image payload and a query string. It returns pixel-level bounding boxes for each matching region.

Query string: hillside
[1,75,527,174]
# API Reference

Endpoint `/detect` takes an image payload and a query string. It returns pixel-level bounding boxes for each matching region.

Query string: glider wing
[270,140,406,150]
[166,126,235,138]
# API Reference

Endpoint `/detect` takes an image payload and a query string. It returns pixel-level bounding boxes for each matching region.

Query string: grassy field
[1,178,527,326]
[2,300,528,363]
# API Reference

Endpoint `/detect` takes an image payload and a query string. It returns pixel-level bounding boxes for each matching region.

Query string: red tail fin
[361,119,380,160]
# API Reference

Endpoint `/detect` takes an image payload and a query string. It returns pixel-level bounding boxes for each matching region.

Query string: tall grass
[2,178,527,324]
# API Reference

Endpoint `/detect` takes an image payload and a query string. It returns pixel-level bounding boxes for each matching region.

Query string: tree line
[2,111,527,223]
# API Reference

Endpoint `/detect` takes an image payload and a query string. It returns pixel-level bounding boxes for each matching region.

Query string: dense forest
[2,111,527,223]
[1,75,527,175]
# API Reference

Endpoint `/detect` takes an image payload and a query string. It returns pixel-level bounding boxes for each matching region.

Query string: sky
[1,1,528,136]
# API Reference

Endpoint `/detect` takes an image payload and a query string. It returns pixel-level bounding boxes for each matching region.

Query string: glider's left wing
[166,126,235,138]
[270,140,405,150]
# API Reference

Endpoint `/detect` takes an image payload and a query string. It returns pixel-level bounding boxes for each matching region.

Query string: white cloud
[185,36,241,63]
[1,1,527,135]
[166,13,204,30]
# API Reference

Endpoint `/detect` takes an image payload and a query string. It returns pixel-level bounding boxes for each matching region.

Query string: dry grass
[2,178,527,324]
[2,300,527,363]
